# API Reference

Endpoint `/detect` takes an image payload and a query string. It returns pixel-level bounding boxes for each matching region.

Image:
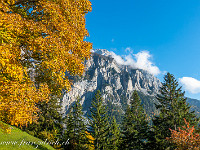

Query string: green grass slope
[0,124,56,150]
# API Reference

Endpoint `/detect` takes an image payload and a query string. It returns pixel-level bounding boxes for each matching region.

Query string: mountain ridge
[61,49,200,121]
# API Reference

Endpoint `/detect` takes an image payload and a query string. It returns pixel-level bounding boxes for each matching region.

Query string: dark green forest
[21,73,200,150]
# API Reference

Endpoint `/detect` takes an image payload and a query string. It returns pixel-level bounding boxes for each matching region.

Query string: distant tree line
[24,72,200,150]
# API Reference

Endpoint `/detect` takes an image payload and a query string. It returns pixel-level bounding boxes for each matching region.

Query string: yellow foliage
[0,0,92,129]
[85,131,95,150]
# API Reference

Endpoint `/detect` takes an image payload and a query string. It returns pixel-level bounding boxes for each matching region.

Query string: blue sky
[85,0,200,100]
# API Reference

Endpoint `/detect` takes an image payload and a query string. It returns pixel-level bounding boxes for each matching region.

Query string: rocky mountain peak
[91,49,113,57]
[61,49,162,115]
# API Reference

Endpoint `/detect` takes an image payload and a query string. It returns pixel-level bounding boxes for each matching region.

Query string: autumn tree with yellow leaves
[0,0,92,130]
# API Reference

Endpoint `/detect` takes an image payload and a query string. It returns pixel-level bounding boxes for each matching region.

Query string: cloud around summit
[110,50,161,76]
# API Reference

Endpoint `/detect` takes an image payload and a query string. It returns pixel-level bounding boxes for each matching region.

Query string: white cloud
[125,47,133,54]
[179,77,200,94]
[110,50,160,75]
[110,52,125,65]
[134,51,160,75]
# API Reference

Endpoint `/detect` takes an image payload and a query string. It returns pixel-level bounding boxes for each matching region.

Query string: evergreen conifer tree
[65,109,75,150]
[151,73,198,149]
[108,116,121,150]
[121,90,149,149]
[89,90,110,150]
[24,97,63,149]
[64,98,89,150]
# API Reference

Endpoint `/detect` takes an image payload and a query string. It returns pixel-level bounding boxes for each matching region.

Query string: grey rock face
[61,49,161,115]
